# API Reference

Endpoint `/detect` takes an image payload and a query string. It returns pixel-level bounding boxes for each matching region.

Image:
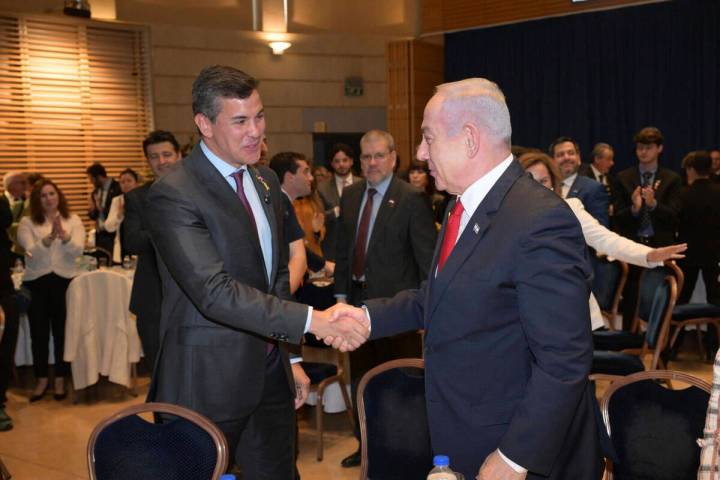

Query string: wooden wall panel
[422,0,665,33]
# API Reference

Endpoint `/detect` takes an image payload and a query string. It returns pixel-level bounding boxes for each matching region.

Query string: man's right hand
[631,186,643,213]
[309,304,369,352]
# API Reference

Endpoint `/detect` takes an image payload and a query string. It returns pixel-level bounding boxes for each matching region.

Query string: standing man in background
[3,172,28,262]
[87,162,121,257]
[124,129,181,371]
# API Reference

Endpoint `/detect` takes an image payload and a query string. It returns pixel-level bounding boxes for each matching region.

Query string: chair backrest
[600,370,711,480]
[87,402,228,480]
[358,358,432,480]
[665,260,686,298]
[594,259,629,316]
[635,267,677,353]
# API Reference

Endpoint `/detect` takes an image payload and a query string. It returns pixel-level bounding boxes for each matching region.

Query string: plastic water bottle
[122,255,132,269]
[427,455,458,480]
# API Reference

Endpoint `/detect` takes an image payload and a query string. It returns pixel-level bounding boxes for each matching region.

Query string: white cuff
[303,306,313,333]
[290,357,303,364]
[497,449,527,473]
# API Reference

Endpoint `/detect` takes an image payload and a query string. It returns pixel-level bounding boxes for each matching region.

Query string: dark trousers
[217,349,296,480]
[136,314,160,373]
[26,273,71,378]
[0,293,19,408]
[679,262,720,305]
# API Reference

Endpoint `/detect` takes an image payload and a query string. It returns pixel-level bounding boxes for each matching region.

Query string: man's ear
[463,123,480,157]
[194,113,213,138]
[657,144,664,155]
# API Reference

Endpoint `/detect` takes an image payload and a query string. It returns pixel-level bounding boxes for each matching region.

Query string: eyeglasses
[360,151,391,162]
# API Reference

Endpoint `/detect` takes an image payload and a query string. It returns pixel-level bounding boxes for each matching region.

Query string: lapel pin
[473,224,480,234]
[388,199,396,208]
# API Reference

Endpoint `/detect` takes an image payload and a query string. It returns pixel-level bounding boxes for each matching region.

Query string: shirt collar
[563,172,578,187]
[458,154,514,217]
[201,141,247,178]
[367,173,393,197]
[4,191,18,203]
[590,164,604,179]
[638,163,658,175]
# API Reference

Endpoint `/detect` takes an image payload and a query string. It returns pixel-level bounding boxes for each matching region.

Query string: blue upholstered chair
[593,258,629,330]
[87,402,228,480]
[600,370,711,480]
[358,358,432,480]
[592,265,677,375]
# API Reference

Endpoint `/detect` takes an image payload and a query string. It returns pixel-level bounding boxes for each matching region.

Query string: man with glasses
[333,129,437,468]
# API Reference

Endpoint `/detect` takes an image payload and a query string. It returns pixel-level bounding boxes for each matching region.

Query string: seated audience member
[678,151,720,305]
[104,168,140,264]
[549,136,610,227]
[86,163,121,256]
[124,130,181,371]
[2,171,28,261]
[407,159,449,226]
[579,143,617,216]
[268,151,310,294]
[519,152,686,330]
[17,179,85,402]
[0,188,18,430]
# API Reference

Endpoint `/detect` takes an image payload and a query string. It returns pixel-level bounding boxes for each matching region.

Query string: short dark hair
[269,152,307,184]
[682,150,711,176]
[192,65,258,122]
[330,143,354,161]
[143,130,180,157]
[548,136,580,157]
[86,162,106,178]
[119,168,139,182]
[633,126,664,145]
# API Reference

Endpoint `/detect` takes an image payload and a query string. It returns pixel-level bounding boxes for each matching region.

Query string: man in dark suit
[614,126,682,328]
[579,143,616,212]
[87,162,121,257]
[0,191,19,431]
[316,143,361,261]
[144,65,368,477]
[678,150,720,305]
[331,79,605,480]
[333,129,438,467]
[550,136,609,227]
[3,172,28,262]
[124,130,181,371]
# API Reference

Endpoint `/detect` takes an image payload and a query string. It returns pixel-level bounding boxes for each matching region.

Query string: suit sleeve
[145,179,308,345]
[88,191,100,220]
[583,181,609,227]
[364,282,427,338]
[408,191,438,279]
[123,188,153,255]
[0,198,11,230]
[498,204,593,476]
[333,192,352,296]
[648,174,681,234]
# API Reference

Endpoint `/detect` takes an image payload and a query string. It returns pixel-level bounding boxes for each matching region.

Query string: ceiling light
[269,41,291,55]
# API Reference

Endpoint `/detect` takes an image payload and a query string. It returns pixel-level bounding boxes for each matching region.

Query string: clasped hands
[309,303,369,352]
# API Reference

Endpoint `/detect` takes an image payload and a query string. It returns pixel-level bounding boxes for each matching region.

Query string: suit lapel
[346,180,366,257]
[366,176,399,254]
[185,146,265,265]
[248,166,279,289]
[427,161,524,320]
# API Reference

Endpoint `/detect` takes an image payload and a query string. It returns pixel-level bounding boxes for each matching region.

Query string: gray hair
[360,129,396,152]
[3,171,25,190]
[591,142,614,159]
[435,78,512,147]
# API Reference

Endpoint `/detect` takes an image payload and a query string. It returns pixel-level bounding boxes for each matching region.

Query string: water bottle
[427,455,458,480]
[88,256,98,271]
[219,475,236,480]
[122,255,132,269]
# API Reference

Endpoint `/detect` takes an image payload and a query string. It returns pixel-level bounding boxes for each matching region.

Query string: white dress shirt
[560,172,578,199]
[17,214,85,281]
[104,194,125,264]
[335,173,353,197]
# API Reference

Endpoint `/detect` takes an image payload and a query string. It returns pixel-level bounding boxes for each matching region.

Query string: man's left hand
[476,451,527,480]
[291,363,310,410]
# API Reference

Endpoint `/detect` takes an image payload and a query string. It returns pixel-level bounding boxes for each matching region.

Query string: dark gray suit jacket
[145,145,308,423]
[334,176,437,301]
[317,174,361,261]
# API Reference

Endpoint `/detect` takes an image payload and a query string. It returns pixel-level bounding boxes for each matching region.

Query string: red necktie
[352,188,377,278]
[437,198,464,272]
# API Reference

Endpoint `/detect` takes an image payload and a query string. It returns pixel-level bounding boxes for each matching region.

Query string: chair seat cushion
[591,351,645,376]
[301,362,337,385]
[672,303,720,321]
[593,330,644,351]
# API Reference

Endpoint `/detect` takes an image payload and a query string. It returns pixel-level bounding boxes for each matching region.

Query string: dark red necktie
[231,169,274,355]
[437,198,464,272]
[231,170,257,232]
[352,188,377,278]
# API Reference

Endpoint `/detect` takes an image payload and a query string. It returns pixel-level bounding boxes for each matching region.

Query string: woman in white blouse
[104,168,139,264]
[17,179,85,402]
[518,152,686,330]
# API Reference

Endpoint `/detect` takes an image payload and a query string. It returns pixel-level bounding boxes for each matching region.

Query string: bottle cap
[433,455,449,467]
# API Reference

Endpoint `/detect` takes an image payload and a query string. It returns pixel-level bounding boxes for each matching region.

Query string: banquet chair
[600,370,710,480]
[358,358,432,480]
[84,246,113,267]
[87,402,228,480]
[592,266,677,375]
[300,340,354,461]
[665,261,720,361]
[593,258,629,330]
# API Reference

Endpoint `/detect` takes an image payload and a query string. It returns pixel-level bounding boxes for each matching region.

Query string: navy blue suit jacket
[567,174,609,227]
[365,161,604,479]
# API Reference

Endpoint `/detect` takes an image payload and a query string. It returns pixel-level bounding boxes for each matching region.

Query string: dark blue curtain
[445,0,720,172]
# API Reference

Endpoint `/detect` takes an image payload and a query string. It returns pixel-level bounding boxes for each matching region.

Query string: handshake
[308,303,370,352]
